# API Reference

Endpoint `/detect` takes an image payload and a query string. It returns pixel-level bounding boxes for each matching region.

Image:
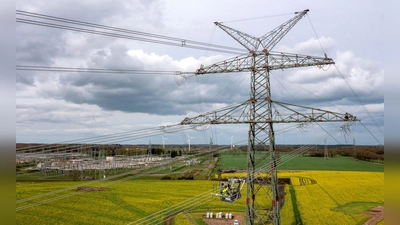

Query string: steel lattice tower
[181,9,357,225]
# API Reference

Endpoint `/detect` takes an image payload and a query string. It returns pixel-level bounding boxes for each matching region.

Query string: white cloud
[277,36,336,56]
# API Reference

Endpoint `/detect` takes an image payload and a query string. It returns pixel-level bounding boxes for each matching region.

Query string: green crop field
[218,152,384,172]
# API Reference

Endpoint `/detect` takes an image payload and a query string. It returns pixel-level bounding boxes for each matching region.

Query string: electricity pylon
[181,9,358,225]
[324,138,329,159]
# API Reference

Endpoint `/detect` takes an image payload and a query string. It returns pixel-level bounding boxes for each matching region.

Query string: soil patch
[202,213,245,225]
[362,206,384,225]
[164,212,179,225]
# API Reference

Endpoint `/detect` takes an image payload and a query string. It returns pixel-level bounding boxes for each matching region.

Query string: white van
[233,219,239,225]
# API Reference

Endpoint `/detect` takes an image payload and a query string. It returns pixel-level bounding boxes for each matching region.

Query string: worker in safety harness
[222,185,229,197]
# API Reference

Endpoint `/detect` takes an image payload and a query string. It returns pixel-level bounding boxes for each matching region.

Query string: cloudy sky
[16,0,384,146]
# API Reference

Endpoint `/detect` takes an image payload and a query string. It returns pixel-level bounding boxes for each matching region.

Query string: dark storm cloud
[16,39,60,66]
[22,38,248,116]
[16,72,35,86]
[16,0,166,81]
[17,0,165,29]
[49,71,244,116]
[87,44,145,71]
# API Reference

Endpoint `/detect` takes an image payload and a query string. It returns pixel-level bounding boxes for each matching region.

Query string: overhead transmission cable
[130,191,213,225]
[135,146,314,225]
[270,71,347,114]
[17,147,200,205]
[220,12,293,24]
[16,124,189,154]
[16,143,231,212]
[17,129,332,214]
[306,14,383,144]
[333,65,384,137]
[16,126,298,209]
[315,123,343,145]
[306,14,326,55]
[193,23,220,145]
[17,97,265,155]
[358,121,383,146]
[249,134,328,183]
[15,65,195,77]
[302,15,353,114]
[16,10,246,55]
[129,136,326,225]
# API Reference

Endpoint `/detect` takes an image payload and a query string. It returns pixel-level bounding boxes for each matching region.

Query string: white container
[210,212,213,218]
[206,212,209,218]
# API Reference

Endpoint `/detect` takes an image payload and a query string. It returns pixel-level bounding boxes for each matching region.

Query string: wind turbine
[229,136,234,149]
[161,136,167,149]
[187,134,194,152]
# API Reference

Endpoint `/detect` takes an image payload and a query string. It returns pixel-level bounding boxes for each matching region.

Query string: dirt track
[164,212,179,225]
[362,206,384,225]
[164,212,244,225]
[202,213,244,225]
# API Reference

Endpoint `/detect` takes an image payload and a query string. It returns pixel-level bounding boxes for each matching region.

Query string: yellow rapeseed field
[16,171,383,225]
[16,179,244,225]
[282,171,384,225]
[222,171,384,225]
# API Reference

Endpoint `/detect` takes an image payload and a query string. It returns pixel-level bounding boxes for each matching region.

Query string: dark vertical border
[385,0,399,224]
[0,1,16,224]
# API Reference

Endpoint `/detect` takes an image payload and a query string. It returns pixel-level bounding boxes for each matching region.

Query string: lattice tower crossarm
[196,52,334,75]
[180,100,359,125]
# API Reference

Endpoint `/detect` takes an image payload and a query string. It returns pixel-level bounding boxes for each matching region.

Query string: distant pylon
[324,138,329,159]
[148,140,152,161]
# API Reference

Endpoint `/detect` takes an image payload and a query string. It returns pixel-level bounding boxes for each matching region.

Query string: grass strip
[289,184,303,225]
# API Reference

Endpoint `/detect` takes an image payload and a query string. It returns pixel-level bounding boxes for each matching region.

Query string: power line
[306,14,326,55]
[220,12,293,24]
[16,144,231,212]
[16,65,195,77]
[16,10,246,55]
[16,124,336,215]
[333,65,384,137]
[130,136,326,225]
[359,121,383,146]
[16,124,189,154]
